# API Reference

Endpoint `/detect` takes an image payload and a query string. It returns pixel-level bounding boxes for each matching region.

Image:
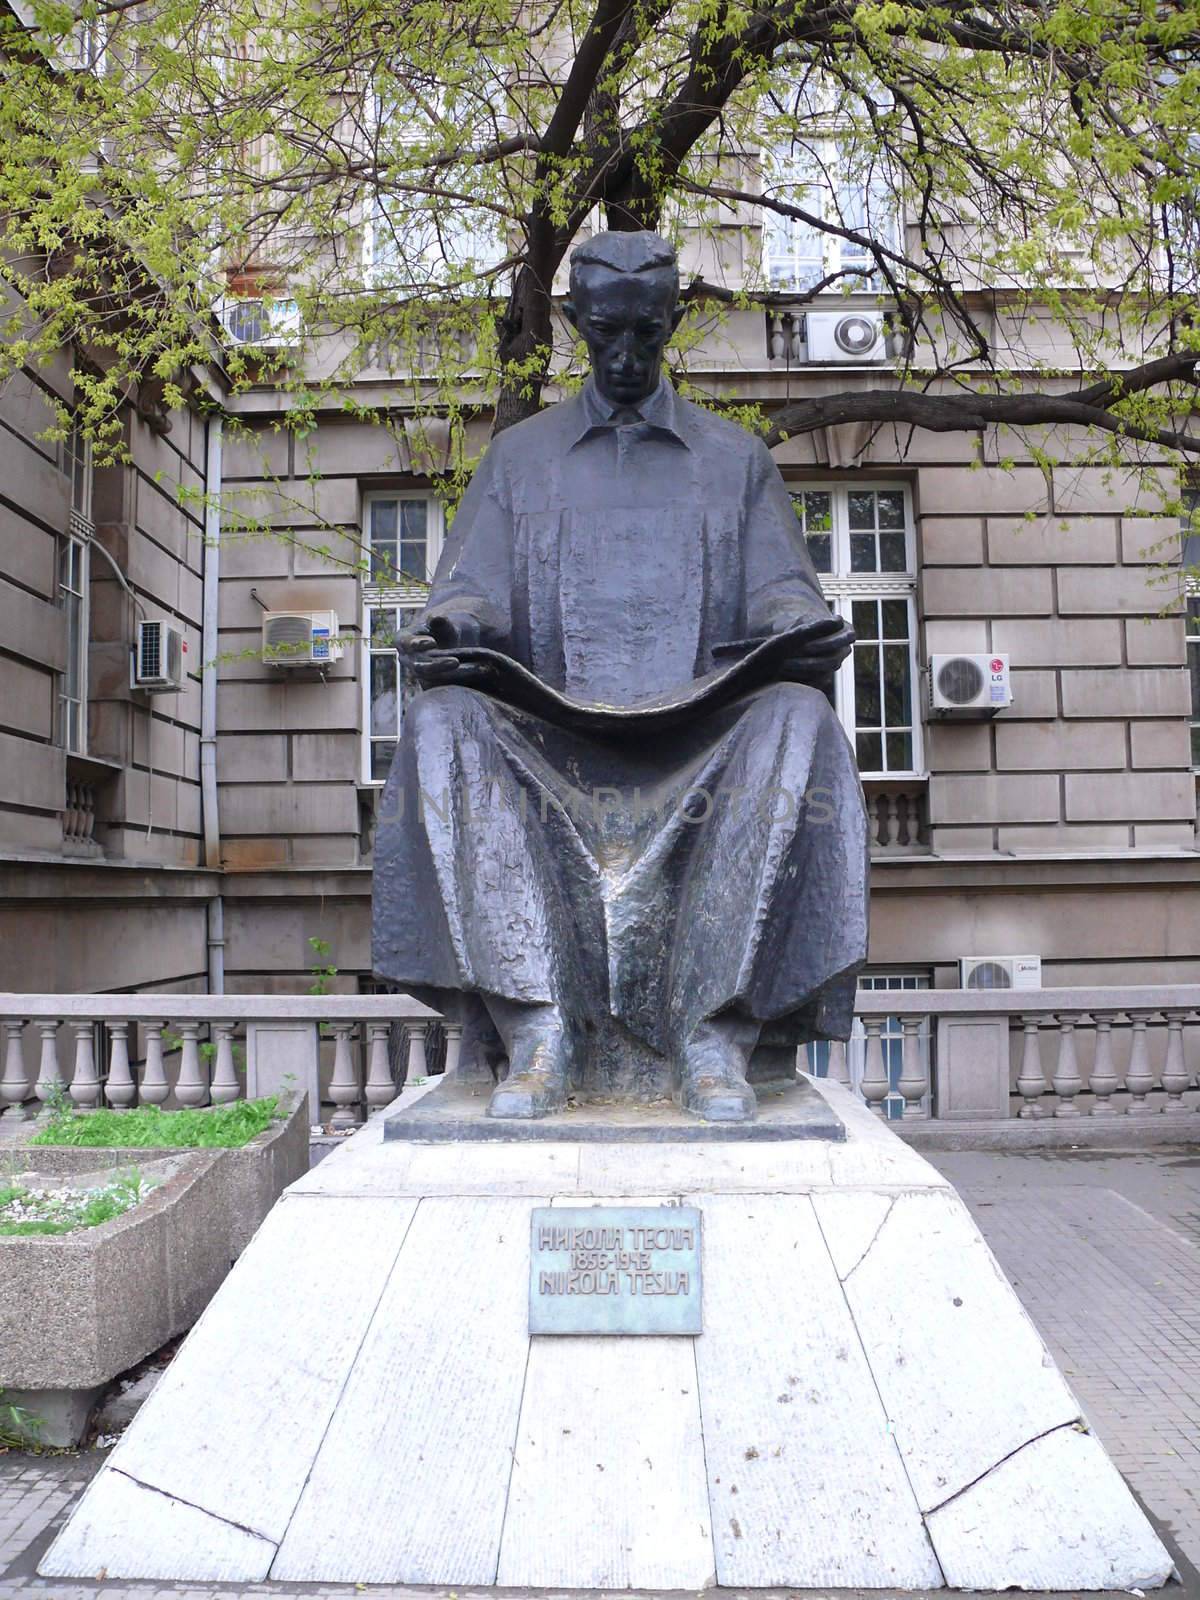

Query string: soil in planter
[0,1170,157,1236]
[29,1097,280,1150]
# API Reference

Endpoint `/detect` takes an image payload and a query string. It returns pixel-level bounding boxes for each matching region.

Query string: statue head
[564,231,686,406]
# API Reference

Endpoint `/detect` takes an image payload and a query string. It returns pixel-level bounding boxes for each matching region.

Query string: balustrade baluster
[0,1021,29,1115]
[139,1022,169,1105]
[1088,1013,1119,1115]
[1016,1015,1046,1117]
[1124,1011,1155,1116]
[105,1022,135,1110]
[210,1022,240,1105]
[897,1015,928,1116]
[768,316,785,360]
[1161,1010,1191,1114]
[36,1020,63,1107]
[884,795,902,850]
[364,1023,393,1114]
[174,1023,208,1107]
[860,1019,889,1116]
[443,1021,463,1080]
[68,1022,101,1109]
[827,1038,851,1087]
[407,1021,430,1085]
[329,1023,361,1130]
[1051,1016,1083,1116]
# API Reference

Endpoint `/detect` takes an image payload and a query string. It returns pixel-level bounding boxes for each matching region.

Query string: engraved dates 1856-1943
[529,1206,702,1336]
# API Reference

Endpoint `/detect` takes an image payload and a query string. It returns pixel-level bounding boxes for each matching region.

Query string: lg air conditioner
[804,310,886,363]
[132,619,187,692]
[929,653,1012,716]
[959,955,1042,991]
[262,610,342,668]
[219,296,301,351]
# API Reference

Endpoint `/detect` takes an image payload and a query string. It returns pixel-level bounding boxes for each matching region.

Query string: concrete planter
[0,1095,308,1444]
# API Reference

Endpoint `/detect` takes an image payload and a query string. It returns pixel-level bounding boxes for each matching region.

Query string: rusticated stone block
[930,773,1060,825]
[1125,617,1187,666]
[923,567,1052,617]
[987,515,1117,566]
[918,518,984,565]
[995,720,1125,772]
[1060,670,1190,719]
[1057,567,1166,616]
[1064,771,1194,822]
[992,618,1122,667]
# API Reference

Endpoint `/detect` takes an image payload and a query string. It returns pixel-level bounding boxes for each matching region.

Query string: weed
[29,1097,280,1150]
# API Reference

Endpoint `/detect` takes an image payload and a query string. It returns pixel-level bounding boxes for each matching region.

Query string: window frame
[1183,487,1200,770]
[790,480,924,779]
[360,489,445,786]
[57,426,93,756]
[761,135,900,295]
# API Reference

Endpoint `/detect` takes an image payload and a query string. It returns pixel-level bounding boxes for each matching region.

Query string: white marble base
[41,1078,1174,1591]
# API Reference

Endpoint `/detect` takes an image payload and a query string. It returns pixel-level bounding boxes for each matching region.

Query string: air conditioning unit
[262,610,342,668]
[132,619,187,692]
[960,955,1042,991]
[219,297,301,350]
[805,310,886,363]
[930,653,1012,716]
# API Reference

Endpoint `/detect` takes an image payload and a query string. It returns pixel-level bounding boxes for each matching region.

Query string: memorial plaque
[529,1205,702,1335]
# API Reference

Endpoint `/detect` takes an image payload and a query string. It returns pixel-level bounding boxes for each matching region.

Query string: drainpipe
[201,415,224,992]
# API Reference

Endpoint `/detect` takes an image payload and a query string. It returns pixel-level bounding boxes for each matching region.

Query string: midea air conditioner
[262,610,342,668]
[930,653,1012,716]
[132,618,187,692]
[960,955,1042,991]
[804,310,886,363]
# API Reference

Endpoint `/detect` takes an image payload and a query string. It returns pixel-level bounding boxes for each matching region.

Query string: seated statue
[373,230,868,1123]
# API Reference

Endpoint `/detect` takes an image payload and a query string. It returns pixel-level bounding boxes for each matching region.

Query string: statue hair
[568,231,680,300]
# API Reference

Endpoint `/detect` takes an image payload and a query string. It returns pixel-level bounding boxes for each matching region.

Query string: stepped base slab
[42,1078,1174,1592]
[383,1071,845,1142]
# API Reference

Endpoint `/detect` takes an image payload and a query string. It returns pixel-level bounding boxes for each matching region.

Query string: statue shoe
[678,1027,757,1123]
[487,1030,570,1120]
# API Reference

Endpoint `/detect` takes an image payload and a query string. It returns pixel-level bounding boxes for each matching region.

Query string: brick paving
[2,1145,1199,1598]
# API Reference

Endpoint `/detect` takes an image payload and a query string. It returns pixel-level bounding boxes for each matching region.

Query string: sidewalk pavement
[2,1144,1199,1598]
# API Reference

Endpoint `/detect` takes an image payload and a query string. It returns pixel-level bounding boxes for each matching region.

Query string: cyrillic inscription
[529,1206,702,1335]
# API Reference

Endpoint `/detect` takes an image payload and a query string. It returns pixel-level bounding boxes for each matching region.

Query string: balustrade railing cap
[0,993,442,1021]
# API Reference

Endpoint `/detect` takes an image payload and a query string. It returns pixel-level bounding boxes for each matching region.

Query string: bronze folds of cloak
[372,231,869,1122]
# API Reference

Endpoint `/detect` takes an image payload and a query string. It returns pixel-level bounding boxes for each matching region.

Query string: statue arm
[412,447,514,650]
[742,442,831,637]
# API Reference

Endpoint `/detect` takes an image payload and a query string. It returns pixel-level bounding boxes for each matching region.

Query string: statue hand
[770,613,855,676]
[398,611,484,658]
[408,649,497,689]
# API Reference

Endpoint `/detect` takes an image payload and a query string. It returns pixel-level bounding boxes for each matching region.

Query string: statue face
[566,268,684,407]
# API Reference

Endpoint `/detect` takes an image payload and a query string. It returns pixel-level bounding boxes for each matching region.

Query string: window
[763,140,898,293]
[362,492,444,784]
[792,484,921,775]
[1184,488,1200,768]
[57,425,93,754]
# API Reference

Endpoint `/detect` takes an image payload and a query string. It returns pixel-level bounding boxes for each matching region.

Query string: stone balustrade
[851,986,1200,1123]
[0,994,444,1129]
[862,779,928,854]
[1,987,1198,1127]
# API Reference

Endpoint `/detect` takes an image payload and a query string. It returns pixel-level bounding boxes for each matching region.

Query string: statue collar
[570,376,691,450]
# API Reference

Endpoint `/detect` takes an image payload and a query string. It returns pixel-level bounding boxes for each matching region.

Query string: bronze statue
[373,231,868,1123]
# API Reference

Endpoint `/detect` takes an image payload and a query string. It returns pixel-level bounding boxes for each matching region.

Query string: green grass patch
[29,1097,280,1150]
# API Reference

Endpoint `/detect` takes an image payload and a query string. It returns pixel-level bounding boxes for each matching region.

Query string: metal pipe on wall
[201,415,224,991]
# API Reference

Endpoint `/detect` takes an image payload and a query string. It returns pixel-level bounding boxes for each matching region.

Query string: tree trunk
[493,262,556,435]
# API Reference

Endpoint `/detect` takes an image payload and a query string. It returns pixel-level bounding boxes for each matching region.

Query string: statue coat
[372,379,869,1061]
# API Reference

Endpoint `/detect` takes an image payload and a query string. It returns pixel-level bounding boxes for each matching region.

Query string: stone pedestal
[42,1078,1173,1592]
